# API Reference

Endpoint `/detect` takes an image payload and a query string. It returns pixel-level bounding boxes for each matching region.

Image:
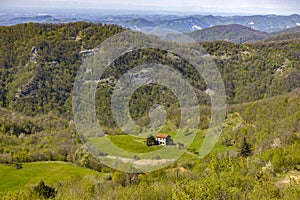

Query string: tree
[146,135,156,146]
[240,137,252,157]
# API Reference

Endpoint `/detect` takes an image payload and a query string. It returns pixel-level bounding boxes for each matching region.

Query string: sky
[1,0,300,15]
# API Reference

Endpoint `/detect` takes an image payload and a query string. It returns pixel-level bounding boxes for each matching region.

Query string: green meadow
[0,162,103,194]
[87,125,235,160]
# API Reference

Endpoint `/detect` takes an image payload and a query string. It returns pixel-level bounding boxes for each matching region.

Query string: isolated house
[155,134,170,145]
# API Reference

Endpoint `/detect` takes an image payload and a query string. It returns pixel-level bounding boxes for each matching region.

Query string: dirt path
[105,155,175,166]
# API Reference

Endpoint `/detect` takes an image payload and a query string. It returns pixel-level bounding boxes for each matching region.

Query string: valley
[0,19,299,199]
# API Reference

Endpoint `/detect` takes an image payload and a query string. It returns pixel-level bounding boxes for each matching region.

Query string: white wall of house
[156,137,167,145]
[155,136,170,145]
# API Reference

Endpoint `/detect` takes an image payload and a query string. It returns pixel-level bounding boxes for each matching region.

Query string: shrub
[32,180,56,199]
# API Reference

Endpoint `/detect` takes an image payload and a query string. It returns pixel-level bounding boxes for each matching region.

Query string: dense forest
[0,22,299,199]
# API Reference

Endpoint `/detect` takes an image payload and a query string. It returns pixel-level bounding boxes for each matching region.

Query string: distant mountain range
[96,14,300,33]
[189,24,300,43]
[1,9,300,44]
[1,9,300,33]
[120,14,300,33]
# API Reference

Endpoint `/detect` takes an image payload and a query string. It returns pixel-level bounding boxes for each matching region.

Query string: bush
[14,163,23,169]
[32,180,56,199]
[240,137,252,157]
[146,135,156,146]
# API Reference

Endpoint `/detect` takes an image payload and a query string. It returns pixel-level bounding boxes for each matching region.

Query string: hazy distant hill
[275,26,300,34]
[261,27,300,42]
[115,14,300,33]
[10,15,54,23]
[216,14,300,32]
[119,18,156,30]
[189,24,272,43]
[0,14,86,26]
[158,16,210,32]
[2,9,300,33]
[188,24,300,43]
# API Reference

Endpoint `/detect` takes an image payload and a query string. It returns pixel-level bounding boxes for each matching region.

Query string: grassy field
[0,161,103,193]
[87,126,235,160]
[188,129,236,155]
[88,135,184,159]
[109,134,162,153]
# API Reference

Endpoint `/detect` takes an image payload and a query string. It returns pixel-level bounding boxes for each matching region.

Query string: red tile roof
[156,134,169,139]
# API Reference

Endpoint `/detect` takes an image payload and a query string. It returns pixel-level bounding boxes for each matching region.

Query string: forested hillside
[0,22,123,116]
[189,24,272,43]
[0,22,299,199]
[0,23,300,117]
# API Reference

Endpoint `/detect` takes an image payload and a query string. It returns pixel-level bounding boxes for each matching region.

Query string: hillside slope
[0,162,103,193]
[0,22,299,200]
[189,24,272,43]
[263,26,300,42]
[0,23,299,121]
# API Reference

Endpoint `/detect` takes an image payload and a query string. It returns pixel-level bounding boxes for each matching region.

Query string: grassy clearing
[88,116,241,160]
[88,126,235,161]
[108,135,162,153]
[0,161,103,193]
[88,135,161,157]
[88,135,184,159]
